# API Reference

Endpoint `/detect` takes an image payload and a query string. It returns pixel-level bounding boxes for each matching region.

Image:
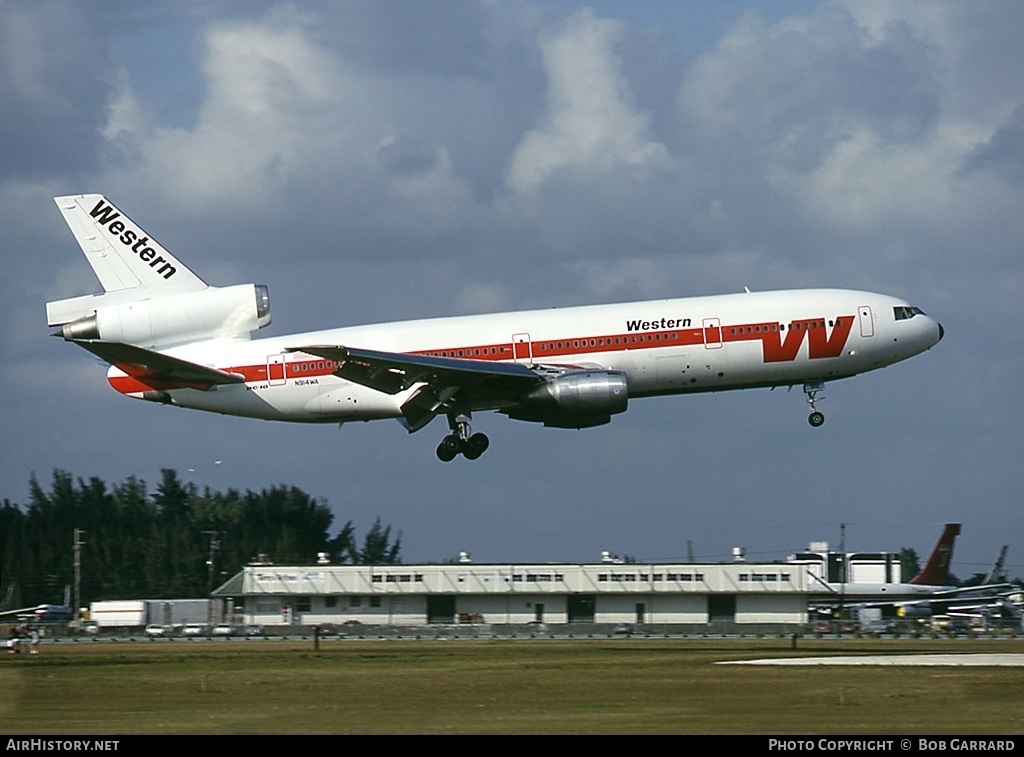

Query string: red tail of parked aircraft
[909,523,961,586]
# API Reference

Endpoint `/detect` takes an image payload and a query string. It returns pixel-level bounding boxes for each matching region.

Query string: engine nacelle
[505,370,629,428]
[896,604,932,620]
[54,284,271,348]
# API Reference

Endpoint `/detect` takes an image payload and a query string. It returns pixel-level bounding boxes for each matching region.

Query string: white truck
[89,599,210,630]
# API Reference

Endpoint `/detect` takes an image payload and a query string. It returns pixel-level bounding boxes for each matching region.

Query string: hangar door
[707,594,736,622]
[427,595,456,624]
[567,595,596,623]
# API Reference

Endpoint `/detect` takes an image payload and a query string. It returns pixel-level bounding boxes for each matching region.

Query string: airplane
[802,524,964,606]
[801,524,1021,626]
[0,583,18,615]
[0,586,74,625]
[0,605,75,632]
[46,195,944,461]
[893,543,1020,625]
[981,544,1009,585]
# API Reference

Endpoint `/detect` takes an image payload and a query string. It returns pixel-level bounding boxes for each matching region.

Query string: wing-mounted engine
[504,369,629,428]
[48,283,271,348]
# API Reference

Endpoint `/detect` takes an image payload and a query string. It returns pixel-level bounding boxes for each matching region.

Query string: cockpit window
[894,305,926,320]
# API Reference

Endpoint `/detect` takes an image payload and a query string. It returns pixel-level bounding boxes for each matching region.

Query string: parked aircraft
[0,586,74,625]
[982,544,1009,585]
[804,524,963,605]
[894,544,1020,624]
[0,604,73,624]
[0,584,18,615]
[47,195,944,461]
[804,524,1020,626]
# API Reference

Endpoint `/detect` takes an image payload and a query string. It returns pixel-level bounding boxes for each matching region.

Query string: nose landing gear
[804,381,825,427]
[436,410,490,462]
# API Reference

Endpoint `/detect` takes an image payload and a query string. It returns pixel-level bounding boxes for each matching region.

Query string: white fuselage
[107,288,943,425]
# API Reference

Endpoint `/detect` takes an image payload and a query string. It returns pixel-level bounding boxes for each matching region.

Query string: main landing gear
[436,411,490,462]
[804,381,825,427]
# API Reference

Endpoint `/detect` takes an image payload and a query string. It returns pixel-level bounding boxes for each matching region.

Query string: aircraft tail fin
[909,523,961,586]
[47,195,208,329]
[0,582,20,613]
[47,196,271,348]
[983,545,1009,584]
[54,195,206,295]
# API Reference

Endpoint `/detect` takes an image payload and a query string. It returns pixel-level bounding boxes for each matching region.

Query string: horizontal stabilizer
[47,289,155,329]
[70,340,244,391]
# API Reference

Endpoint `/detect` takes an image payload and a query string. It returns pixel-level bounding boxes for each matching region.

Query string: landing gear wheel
[436,435,461,462]
[437,403,489,462]
[462,433,490,460]
[802,381,826,429]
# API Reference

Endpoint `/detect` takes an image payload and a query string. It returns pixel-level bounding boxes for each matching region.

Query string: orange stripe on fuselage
[107,314,855,395]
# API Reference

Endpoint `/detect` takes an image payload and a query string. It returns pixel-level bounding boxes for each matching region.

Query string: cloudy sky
[3,0,1022,578]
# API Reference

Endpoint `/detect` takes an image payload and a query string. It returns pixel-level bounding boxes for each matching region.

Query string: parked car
[243,625,263,637]
[182,623,206,637]
[144,624,166,638]
[212,623,236,637]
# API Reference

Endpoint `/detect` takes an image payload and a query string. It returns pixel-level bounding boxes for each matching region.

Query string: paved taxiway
[720,654,1024,666]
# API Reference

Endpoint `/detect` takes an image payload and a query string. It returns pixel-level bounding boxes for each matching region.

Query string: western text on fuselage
[626,317,691,332]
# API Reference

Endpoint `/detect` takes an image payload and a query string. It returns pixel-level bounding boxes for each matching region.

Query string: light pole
[203,531,220,624]
[73,528,85,627]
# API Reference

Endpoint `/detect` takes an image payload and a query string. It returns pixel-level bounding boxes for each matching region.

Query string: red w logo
[759,316,854,363]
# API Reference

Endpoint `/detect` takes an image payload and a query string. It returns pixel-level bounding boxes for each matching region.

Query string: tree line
[0,469,401,607]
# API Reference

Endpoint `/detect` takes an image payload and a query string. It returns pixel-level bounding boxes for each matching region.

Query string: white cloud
[132,21,355,207]
[504,9,670,193]
[95,11,486,255]
[666,1,1024,295]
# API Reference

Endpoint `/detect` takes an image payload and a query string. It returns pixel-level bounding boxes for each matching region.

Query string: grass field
[2,636,1023,734]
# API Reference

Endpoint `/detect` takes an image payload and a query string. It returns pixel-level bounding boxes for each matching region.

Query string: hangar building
[213,558,810,629]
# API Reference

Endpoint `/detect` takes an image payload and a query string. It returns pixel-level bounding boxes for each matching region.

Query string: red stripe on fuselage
[106,314,855,395]
[414,315,855,363]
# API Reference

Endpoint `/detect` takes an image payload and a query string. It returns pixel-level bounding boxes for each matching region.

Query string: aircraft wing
[912,583,1015,601]
[827,584,1020,619]
[293,344,545,431]
[70,340,245,391]
[296,345,541,393]
[0,606,40,618]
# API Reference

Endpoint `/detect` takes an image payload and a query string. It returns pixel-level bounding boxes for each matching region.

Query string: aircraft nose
[937,323,944,341]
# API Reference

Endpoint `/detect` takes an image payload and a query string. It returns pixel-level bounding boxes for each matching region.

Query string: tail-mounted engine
[505,370,629,428]
[48,284,271,348]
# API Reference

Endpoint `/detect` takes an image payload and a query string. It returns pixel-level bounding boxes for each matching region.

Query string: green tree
[900,547,921,582]
[2,469,391,604]
[356,516,402,564]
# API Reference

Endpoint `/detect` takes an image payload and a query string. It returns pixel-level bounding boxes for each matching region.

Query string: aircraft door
[858,306,875,338]
[703,317,722,349]
[512,333,532,364]
[267,354,286,386]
